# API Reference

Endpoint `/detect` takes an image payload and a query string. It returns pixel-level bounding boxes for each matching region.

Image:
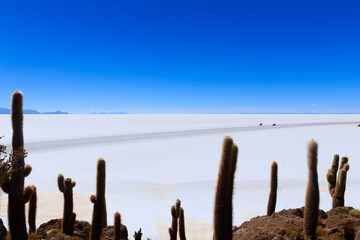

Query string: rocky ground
[233,206,360,240]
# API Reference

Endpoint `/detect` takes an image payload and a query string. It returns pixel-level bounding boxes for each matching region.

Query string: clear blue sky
[0,0,359,113]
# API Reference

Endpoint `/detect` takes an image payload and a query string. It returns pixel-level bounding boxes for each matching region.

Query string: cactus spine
[214,136,238,240]
[90,158,106,240]
[267,161,278,216]
[179,207,186,240]
[304,140,319,240]
[114,212,121,240]
[29,185,37,233]
[327,155,350,208]
[57,174,76,235]
[3,91,28,239]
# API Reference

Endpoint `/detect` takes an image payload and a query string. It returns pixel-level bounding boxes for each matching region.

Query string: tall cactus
[267,161,278,216]
[179,207,186,240]
[214,136,238,240]
[1,91,28,239]
[304,140,319,240]
[114,212,121,240]
[327,155,350,208]
[58,174,76,235]
[90,158,106,240]
[29,185,37,233]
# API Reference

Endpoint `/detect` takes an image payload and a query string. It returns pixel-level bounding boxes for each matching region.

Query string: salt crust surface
[0,114,359,239]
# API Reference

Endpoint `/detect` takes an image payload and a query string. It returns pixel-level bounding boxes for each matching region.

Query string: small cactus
[267,161,278,216]
[58,174,76,235]
[90,158,106,240]
[114,212,121,240]
[214,136,238,240]
[134,228,142,240]
[169,199,181,240]
[304,140,319,240]
[28,185,37,233]
[327,155,350,208]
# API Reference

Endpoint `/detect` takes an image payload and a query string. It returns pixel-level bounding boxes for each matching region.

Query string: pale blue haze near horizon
[0,1,359,113]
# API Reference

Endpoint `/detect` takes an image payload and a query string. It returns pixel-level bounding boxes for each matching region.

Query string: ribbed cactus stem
[267,161,278,216]
[8,90,28,240]
[29,186,37,233]
[304,140,319,240]
[214,136,236,240]
[90,158,106,240]
[179,207,186,240]
[114,212,121,240]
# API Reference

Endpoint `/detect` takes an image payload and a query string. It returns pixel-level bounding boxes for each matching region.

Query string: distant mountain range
[90,112,128,114]
[0,108,69,114]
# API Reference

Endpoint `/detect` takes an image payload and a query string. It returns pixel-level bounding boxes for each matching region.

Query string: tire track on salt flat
[13,121,358,151]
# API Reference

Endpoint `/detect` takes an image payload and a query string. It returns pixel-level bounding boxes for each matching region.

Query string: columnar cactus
[168,199,181,240]
[267,161,278,216]
[114,212,121,240]
[214,136,238,240]
[58,174,76,235]
[327,155,350,208]
[29,185,37,233]
[0,91,29,239]
[90,158,106,240]
[179,207,186,240]
[304,140,319,240]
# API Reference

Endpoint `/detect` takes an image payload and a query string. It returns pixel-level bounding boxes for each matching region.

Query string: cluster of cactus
[168,199,186,240]
[327,154,350,208]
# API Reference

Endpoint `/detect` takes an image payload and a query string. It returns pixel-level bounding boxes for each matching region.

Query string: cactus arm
[57,174,67,193]
[168,227,175,240]
[23,186,34,203]
[1,180,10,194]
[24,165,32,177]
[28,186,37,233]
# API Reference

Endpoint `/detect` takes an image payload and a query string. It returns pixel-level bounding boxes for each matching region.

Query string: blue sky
[0,0,359,113]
